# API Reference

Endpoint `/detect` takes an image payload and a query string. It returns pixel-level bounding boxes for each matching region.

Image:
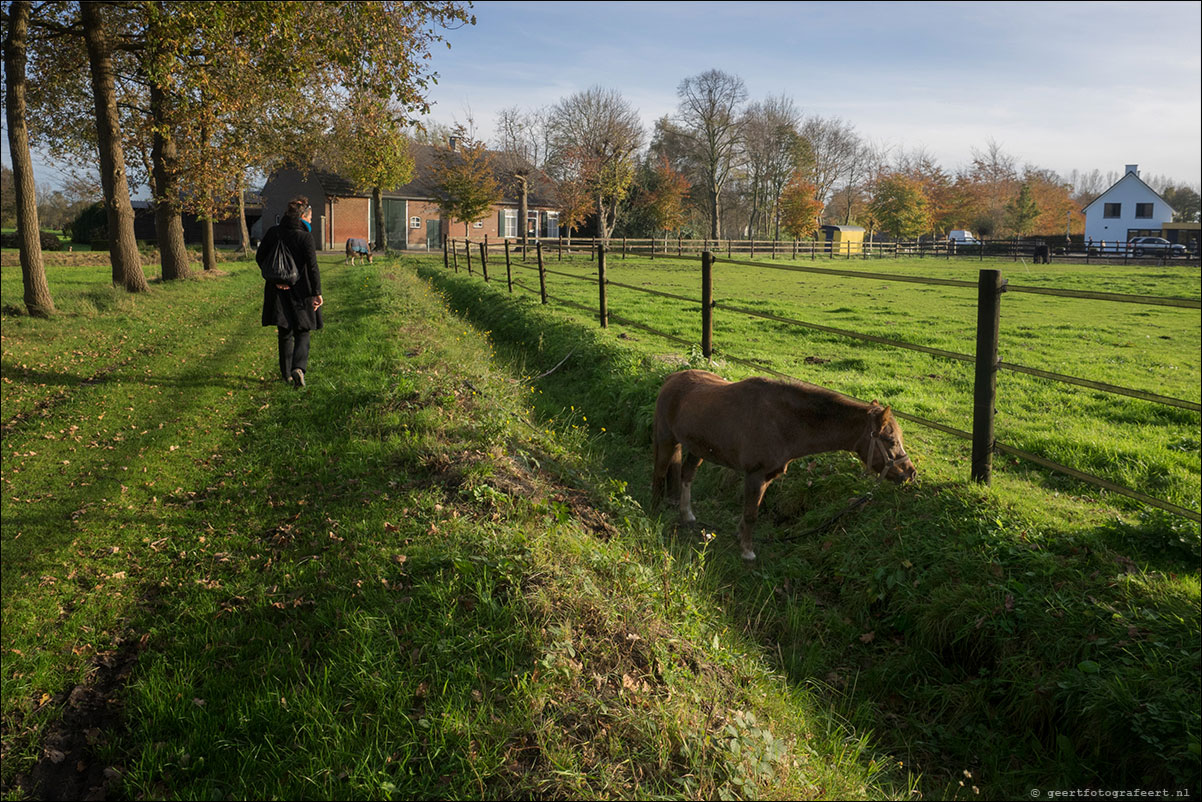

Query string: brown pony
[652,369,916,561]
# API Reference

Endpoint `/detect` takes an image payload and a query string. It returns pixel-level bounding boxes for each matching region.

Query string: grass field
[2,252,1199,800]
[465,250,1201,519]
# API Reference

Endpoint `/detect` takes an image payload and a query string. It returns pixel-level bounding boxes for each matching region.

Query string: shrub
[0,230,64,251]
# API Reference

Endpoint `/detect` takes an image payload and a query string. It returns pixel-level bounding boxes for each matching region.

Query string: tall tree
[1004,182,1040,236]
[431,125,501,237]
[326,96,415,252]
[800,115,861,209]
[546,86,643,242]
[869,173,931,240]
[1162,186,1201,223]
[778,173,824,240]
[80,1,147,292]
[674,69,748,239]
[741,95,806,239]
[3,0,55,315]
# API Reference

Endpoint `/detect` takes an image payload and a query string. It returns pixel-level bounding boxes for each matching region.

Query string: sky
[415,0,1202,186]
[5,0,1200,193]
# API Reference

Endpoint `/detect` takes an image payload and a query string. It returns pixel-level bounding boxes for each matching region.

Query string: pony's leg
[737,473,770,561]
[679,452,703,523]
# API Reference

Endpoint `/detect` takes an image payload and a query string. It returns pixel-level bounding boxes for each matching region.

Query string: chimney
[1125,164,1139,176]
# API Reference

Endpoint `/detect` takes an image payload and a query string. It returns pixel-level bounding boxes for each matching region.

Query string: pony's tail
[651,426,681,506]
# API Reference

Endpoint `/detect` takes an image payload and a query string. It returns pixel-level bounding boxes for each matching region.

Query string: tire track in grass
[2,267,281,799]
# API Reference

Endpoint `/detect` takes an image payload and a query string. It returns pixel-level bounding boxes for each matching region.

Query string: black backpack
[260,236,299,285]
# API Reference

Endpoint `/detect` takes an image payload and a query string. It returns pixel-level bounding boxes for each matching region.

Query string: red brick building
[259,143,559,252]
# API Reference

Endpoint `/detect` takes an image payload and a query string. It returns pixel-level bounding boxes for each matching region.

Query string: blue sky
[418,0,1202,185]
[6,1,1200,192]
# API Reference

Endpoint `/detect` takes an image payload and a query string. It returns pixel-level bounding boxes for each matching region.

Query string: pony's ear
[868,405,896,434]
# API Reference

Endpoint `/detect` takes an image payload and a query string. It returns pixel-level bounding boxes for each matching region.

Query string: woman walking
[258,197,323,388]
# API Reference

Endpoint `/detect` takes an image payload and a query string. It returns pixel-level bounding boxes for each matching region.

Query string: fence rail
[440,239,1200,522]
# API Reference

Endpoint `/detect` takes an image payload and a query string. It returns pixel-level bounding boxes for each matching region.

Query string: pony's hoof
[741,549,757,562]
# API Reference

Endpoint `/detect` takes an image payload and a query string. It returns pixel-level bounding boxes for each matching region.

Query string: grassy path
[3,259,888,800]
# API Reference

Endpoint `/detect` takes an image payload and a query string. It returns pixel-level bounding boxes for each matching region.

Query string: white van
[948,230,978,244]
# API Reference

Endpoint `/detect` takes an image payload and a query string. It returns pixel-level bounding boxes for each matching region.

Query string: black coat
[259,216,323,331]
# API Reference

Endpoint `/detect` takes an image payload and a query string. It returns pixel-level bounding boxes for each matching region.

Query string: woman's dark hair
[285,196,311,219]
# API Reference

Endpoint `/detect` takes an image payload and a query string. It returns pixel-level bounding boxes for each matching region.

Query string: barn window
[410,216,422,229]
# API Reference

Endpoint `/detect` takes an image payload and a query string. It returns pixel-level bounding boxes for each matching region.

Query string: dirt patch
[5,633,148,802]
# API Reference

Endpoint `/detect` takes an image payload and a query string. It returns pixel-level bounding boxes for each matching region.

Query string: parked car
[1128,236,1187,257]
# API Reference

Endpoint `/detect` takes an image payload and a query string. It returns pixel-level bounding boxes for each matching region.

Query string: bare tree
[546,87,643,242]
[493,106,551,252]
[800,115,862,210]
[494,105,550,171]
[674,69,748,239]
[741,94,806,239]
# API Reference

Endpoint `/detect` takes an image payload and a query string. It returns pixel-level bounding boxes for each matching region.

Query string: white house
[1081,164,1176,250]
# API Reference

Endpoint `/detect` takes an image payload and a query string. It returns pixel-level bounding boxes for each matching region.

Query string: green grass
[417,252,1200,798]
[2,258,897,800]
[468,251,1200,518]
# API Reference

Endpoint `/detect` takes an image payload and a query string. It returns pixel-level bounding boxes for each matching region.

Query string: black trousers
[277,327,311,378]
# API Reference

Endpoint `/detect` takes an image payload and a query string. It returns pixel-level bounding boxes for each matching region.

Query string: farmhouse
[1081,164,1177,249]
[259,142,560,252]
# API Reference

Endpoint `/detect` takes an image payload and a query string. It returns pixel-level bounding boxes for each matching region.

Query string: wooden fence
[439,238,1201,522]
[441,234,1200,265]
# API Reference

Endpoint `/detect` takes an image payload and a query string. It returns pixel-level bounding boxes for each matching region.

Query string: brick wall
[326,196,370,249]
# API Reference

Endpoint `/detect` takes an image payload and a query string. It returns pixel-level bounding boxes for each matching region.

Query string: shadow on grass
[12,264,546,801]
[419,263,1201,798]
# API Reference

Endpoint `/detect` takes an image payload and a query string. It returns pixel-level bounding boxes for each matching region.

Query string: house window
[527,210,539,237]
[1103,203,1121,218]
[410,216,422,229]
[545,211,559,239]
[473,221,484,229]
[499,209,518,238]
[1135,203,1154,219]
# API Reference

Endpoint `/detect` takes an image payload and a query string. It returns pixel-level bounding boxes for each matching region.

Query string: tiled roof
[315,143,559,207]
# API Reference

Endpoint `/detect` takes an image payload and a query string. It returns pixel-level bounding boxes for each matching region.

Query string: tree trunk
[709,185,721,240]
[149,82,191,281]
[81,2,148,292]
[517,174,528,254]
[237,181,251,253]
[373,186,387,252]
[4,1,55,317]
[202,218,216,271]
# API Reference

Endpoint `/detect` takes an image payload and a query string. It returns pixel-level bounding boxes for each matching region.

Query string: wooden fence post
[505,239,513,292]
[972,269,1006,484]
[701,251,714,360]
[479,241,488,282]
[622,237,627,260]
[597,244,608,328]
[537,240,547,304]
[465,239,473,275]
[452,239,459,272]
[443,236,449,270]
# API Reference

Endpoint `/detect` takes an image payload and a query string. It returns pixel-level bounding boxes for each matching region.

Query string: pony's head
[861,403,917,483]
